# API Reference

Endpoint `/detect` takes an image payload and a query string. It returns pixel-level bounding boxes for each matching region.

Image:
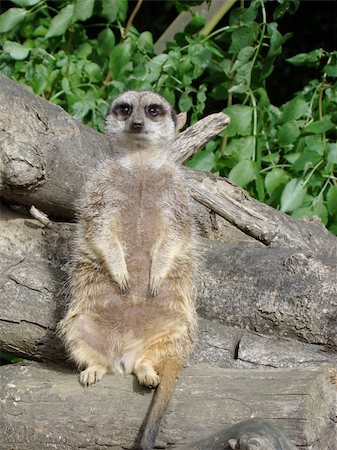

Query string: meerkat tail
[140,357,182,450]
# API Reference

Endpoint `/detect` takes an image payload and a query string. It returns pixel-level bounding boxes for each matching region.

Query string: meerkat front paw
[114,270,130,294]
[149,274,163,297]
[80,365,107,386]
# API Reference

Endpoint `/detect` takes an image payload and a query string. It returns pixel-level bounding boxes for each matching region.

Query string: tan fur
[58,91,197,449]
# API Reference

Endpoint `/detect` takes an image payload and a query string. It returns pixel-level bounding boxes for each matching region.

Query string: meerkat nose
[131,120,144,130]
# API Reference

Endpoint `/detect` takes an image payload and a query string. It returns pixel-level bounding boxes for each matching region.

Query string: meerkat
[58,91,197,450]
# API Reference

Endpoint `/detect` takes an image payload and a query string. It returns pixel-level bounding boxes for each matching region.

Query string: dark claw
[121,284,130,295]
[149,287,158,297]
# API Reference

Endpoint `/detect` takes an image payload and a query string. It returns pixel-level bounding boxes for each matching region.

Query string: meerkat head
[105,91,180,149]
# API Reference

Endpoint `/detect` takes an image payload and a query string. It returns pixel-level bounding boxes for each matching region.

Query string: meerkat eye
[116,103,132,117]
[147,104,162,117]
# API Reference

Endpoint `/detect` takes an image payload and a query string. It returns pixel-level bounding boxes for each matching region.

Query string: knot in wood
[2,140,45,189]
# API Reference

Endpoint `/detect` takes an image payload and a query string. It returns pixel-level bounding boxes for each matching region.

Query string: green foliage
[0,0,336,233]
[0,351,26,364]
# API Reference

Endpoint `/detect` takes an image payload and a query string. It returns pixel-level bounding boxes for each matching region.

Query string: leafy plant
[0,0,336,234]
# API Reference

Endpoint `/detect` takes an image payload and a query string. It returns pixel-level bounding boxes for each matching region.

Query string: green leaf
[0,8,27,33]
[61,78,71,94]
[110,43,132,78]
[185,12,205,34]
[76,42,92,59]
[286,49,325,67]
[323,63,337,78]
[97,28,115,56]
[138,31,153,53]
[267,22,290,58]
[187,144,215,172]
[225,136,255,161]
[231,61,253,94]
[265,168,290,196]
[301,135,325,156]
[277,121,300,145]
[73,0,95,22]
[11,0,39,6]
[229,25,258,54]
[312,197,328,224]
[178,92,193,112]
[71,100,91,121]
[101,0,118,22]
[31,64,49,95]
[3,41,29,60]
[235,46,255,64]
[46,5,75,38]
[188,44,212,70]
[273,0,299,20]
[228,160,257,187]
[328,224,337,236]
[292,150,321,172]
[327,143,337,164]
[281,97,308,123]
[280,179,306,213]
[85,62,103,83]
[304,116,335,134]
[224,105,252,137]
[102,0,128,22]
[327,185,337,216]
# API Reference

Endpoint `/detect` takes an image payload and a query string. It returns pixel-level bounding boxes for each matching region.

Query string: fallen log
[0,363,335,450]
[1,206,337,363]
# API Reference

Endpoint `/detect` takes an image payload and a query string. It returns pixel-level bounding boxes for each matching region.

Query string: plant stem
[249,88,258,162]
[316,176,331,199]
[123,0,143,39]
[220,54,236,156]
[303,159,324,188]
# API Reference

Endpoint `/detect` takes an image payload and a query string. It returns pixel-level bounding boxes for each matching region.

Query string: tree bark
[0,363,335,450]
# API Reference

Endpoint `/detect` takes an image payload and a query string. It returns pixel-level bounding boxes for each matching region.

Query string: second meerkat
[59,91,198,449]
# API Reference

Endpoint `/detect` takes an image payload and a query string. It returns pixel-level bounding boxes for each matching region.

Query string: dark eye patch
[114,102,132,117]
[146,104,164,118]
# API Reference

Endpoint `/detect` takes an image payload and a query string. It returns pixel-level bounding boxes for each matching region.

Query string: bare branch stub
[173,112,230,164]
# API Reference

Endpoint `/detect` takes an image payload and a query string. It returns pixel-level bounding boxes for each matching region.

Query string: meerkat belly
[119,171,172,298]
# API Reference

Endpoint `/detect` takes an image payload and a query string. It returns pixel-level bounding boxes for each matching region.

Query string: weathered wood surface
[188,169,337,256]
[0,363,335,450]
[1,206,337,363]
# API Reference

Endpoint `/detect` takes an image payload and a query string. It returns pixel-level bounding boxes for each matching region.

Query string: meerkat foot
[80,365,107,386]
[134,364,161,389]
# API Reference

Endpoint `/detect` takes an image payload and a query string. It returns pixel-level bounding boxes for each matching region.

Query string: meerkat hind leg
[73,313,110,386]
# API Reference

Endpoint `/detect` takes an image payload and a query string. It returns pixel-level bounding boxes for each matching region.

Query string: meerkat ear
[176,112,187,131]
